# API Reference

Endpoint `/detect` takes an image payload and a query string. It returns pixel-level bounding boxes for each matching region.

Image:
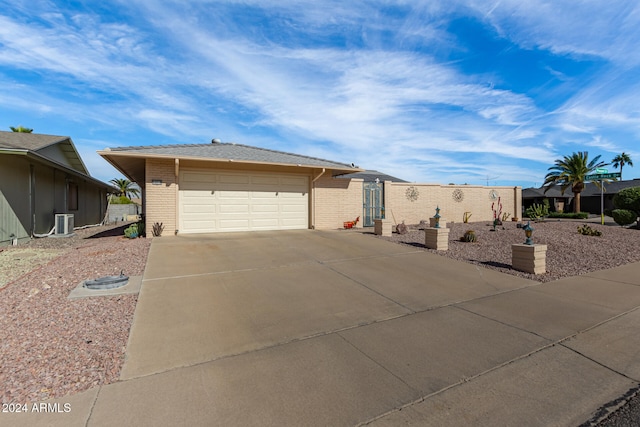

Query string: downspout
[311,168,326,229]
[29,164,35,236]
[175,158,180,235]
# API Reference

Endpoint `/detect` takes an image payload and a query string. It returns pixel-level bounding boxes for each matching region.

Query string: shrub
[124,221,145,238]
[109,195,134,204]
[152,222,165,237]
[613,187,640,227]
[461,230,477,242]
[547,212,589,219]
[524,203,549,221]
[613,187,640,212]
[577,224,602,236]
[612,209,637,226]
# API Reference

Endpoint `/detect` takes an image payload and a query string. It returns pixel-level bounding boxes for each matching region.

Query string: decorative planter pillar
[512,244,547,274]
[374,219,393,237]
[429,217,447,228]
[425,227,449,251]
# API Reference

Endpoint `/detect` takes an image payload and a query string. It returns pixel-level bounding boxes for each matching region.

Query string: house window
[68,182,78,211]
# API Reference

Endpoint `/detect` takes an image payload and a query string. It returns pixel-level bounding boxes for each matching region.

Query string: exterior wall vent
[55,214,74,235]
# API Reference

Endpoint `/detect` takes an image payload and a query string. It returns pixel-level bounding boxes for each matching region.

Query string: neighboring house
[99,141,521,236]
[0,131,112,245]
[523,178,640,214]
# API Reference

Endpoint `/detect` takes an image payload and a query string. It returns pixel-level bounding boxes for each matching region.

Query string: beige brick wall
[145,158,177,237]
[385,183,522,225]
[313,175,363,229]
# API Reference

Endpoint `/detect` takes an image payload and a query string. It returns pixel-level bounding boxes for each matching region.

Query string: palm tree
[109,178,140,199]
[612,152,633,179]
[543,151,607,213]
[10,126,33,133]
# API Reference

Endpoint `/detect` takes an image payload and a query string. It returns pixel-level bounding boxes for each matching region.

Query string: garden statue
[523,221,534,245]
[433,206,441,229]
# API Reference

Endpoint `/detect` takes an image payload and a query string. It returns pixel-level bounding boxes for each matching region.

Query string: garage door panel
[218,191,250,199]
[219,219,251,231]
[252,204,279,213]
[251,175,279,185]
[180,170,308,233]
[219,174,250,185]
[219,204,250,214]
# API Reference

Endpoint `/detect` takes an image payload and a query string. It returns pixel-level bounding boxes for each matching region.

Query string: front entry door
[363,182,384,227]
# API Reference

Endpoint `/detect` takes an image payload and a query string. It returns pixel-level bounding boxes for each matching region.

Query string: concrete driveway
[10,230,640,426]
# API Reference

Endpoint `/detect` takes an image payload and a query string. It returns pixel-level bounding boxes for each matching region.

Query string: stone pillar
[374,219,393,236]
[425,227,449,250]
[512,244,547,274]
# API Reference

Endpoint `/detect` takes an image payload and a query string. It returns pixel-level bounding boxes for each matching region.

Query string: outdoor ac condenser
[55,214,74,235]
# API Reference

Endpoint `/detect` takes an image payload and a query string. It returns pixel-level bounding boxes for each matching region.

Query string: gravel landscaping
[2,217,639,421]
[0,223,150,404]
[376,219,640,282]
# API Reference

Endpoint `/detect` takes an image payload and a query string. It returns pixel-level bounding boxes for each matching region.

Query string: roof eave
[97,150,362,173]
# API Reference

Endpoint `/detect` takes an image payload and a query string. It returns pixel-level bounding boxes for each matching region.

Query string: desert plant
[491,197,503,228]
[501,212,511,222]
[461,230,477,242]
[463,212,472,223]
[524,203,549,221]
[612,209,637,226]
[577,224,602,236]
[124,221,145,238]
[152,222,165,237]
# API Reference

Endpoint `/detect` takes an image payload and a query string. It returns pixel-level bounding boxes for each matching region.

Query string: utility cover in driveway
[179,169,308,233]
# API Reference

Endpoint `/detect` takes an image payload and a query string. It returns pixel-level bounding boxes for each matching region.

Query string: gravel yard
[2,218,639,412]
[377,219,640,282]
[0,223,150,404]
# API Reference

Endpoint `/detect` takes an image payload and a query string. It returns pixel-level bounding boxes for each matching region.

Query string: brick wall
[385,183,522,225]
[145,159,177,237]
[313,175,363,229]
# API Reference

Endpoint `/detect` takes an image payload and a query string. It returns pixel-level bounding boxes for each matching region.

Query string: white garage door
[179,169,309,233]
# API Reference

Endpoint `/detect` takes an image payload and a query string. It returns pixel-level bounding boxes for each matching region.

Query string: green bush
[614,187,640,212]
[547,212,589,219]
[110,195,134,204]
[124,221,145,238]
[612,209,637,226]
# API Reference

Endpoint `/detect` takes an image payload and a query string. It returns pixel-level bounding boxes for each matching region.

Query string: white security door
[179,169,308,233]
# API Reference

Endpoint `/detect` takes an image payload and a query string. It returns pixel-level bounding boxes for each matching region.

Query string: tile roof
[337,170,408,182]
[104,142,358,170]
[523,178,640,198]
[0,131,68,151]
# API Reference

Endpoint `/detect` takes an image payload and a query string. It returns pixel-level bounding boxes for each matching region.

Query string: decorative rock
[425,227,450,251]
[512,244,547,274]
[374,219,393,237]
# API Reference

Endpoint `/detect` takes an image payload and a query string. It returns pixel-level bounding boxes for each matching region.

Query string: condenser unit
[55,214,74,235]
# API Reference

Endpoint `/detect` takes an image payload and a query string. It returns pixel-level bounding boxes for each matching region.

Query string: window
[68,182,78,211]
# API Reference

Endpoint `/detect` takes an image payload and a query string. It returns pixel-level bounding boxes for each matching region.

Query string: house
[99,140,521,236]
[523,178,640,214]
[0,131,112,245]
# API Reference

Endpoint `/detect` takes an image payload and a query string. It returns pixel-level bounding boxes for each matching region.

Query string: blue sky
[1,1,639,187]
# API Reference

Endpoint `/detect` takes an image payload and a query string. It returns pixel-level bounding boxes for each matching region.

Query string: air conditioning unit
[55,214,74,235]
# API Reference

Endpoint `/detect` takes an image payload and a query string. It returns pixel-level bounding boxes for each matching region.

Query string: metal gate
[363,182,384,227]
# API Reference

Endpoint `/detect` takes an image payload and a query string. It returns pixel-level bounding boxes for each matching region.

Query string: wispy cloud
[0,0,638,184]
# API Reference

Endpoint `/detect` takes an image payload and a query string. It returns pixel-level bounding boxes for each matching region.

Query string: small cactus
[461,230,477,242]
